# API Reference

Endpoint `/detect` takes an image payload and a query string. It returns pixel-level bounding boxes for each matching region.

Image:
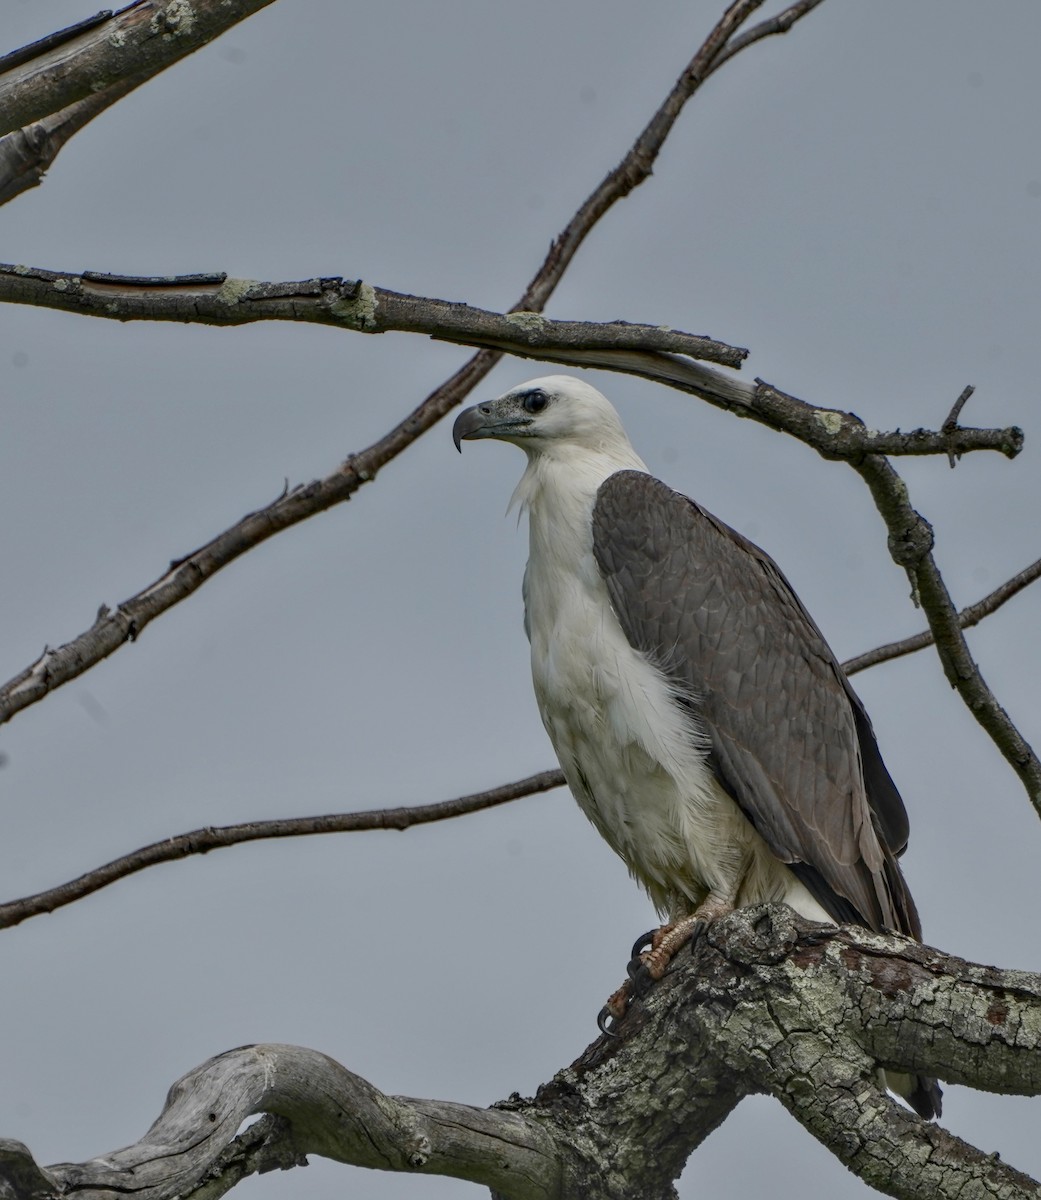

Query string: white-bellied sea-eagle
[453,374,940,1119]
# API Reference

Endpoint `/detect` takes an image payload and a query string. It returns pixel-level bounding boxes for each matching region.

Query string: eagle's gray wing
[592,470,921,939]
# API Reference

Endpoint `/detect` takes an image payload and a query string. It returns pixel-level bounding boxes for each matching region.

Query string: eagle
[453,374,940,1119]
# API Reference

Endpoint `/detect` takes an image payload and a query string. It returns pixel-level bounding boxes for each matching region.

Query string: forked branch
[0,0,833,727]
[843,554,1041,675]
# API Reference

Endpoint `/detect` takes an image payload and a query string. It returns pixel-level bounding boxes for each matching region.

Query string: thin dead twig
[0,770,565,930]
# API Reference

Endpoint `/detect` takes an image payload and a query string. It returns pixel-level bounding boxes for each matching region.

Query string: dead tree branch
[0,1045,562,1200]
[0,1,277,140]
[0,770,565,930]
[0,266,747,368]
[853,452,1041,808]
[4,908,1039,1200]
[0,266,1025,465]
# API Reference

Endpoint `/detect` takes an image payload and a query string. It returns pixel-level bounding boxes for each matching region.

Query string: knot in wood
[887,516,934,567]
[710,905,802,967]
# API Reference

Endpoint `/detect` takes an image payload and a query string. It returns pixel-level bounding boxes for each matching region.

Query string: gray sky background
[3,3,1040,1197]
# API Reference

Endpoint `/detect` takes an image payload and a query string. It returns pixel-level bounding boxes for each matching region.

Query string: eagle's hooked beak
[452,404,491,452]
[452,400,530,452]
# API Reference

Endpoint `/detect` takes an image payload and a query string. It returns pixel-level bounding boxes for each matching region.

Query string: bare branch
[749,378,1023,460]
[0,1,277,139]
[0,2,830,727]
[853,453,1041,807]
[0,770,564,930]
[0,266,747,369]
[518,0,771,312]
[0,77,140,207]
[843,555,1041,676]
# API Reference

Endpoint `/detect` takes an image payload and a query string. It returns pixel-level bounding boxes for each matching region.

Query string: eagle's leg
[597,893,736,1035]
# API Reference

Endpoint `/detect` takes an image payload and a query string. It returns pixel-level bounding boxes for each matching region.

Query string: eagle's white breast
[516,446,830,923]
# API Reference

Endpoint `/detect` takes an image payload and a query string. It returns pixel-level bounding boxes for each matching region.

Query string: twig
[942,384,976,467]
[518,0,770,312]
[0,1,829,728]
[750,378,1022,460]
[0,770,565,930]
[710,0,829,70]
[843,555,1041,676]
[942,384,975,433]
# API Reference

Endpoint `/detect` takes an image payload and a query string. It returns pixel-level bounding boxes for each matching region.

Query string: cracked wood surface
[3,909,1038,1200]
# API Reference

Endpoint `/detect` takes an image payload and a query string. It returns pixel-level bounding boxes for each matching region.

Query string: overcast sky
[3,3,1040,1197]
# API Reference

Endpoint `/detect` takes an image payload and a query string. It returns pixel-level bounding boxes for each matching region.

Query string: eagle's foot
[629,926,665,962]
[597,964,658,1036]
[597,983,632,1037]
[626,920,684,978]
[638,899,730,978]
[598,900,735,1037]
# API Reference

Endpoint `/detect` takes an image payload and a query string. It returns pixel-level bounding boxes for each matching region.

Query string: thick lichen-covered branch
[5,909,1039,1200]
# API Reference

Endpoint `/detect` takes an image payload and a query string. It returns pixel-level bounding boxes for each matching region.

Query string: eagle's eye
[522,389,549,414]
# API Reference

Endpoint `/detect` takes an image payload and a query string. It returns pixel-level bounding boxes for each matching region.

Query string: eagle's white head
[452,375,640,463]
[453,374,648,519]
